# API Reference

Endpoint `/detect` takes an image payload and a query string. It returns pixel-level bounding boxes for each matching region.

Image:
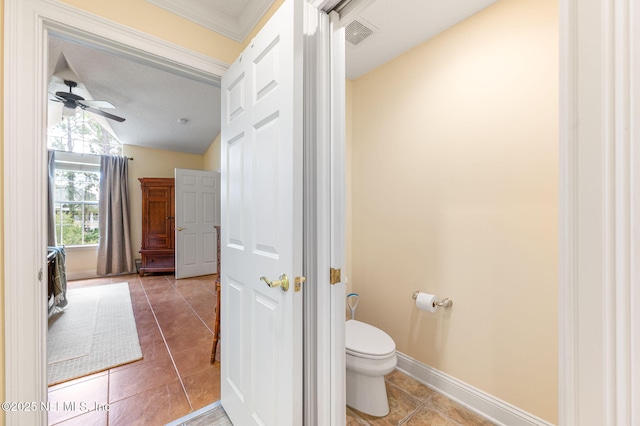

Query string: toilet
[345,319,397,417]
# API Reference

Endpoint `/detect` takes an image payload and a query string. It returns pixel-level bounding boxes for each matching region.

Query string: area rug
[47,282,143,386]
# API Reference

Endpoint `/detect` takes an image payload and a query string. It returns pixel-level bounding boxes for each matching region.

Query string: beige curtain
[97,155,134,275]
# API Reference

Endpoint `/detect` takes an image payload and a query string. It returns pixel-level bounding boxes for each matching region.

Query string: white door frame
[559,0,640,424]
[328,10,347,425]
[300,5,346,425]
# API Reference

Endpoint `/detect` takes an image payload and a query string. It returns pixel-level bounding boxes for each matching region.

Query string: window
[48,109,123,246]
[48,109,123,156]
[54,164,100,246]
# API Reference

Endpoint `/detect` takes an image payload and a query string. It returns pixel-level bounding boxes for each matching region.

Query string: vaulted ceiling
[47,0,497,154]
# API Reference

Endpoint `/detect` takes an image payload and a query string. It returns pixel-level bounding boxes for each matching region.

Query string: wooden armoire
[138,178,175,276]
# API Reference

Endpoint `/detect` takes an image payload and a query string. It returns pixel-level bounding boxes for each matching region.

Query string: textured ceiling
[48,35,221,155]
[46,0,498,155]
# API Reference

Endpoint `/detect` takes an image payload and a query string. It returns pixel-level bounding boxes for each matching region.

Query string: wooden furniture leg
[211,279,221,363]
[211,225,221,363]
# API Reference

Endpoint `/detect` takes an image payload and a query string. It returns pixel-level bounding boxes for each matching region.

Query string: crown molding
[146,0,275,43]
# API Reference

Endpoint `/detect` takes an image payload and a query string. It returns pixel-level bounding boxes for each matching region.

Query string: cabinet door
[143,185,173,249]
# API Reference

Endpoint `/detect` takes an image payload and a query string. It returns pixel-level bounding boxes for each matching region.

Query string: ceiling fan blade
[80,105,126,122]
[81,100,116,109]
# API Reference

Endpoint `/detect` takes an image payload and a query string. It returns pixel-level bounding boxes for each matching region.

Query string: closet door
[174,168,219,279]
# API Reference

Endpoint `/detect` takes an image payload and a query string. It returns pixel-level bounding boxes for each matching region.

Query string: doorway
[4,3,228,423]
[44,26,225,426]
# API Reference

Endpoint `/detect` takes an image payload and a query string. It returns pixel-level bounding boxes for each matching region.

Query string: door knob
[177,227,185,231]
[260,274,289,292]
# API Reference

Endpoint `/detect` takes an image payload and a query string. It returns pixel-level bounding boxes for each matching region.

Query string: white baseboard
[66,270,136,281]
[66,270,100,281]
[395,352,555,426]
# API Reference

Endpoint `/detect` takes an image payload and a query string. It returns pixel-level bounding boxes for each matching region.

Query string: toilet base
[346,369,389,417]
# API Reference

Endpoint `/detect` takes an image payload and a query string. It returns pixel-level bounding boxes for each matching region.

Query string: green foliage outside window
[54,170,101,246]
[55,206,99,246]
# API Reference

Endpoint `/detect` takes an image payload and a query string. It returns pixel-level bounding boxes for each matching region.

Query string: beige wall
[123,144,204,264]
[0,0,560,424]
[348,0,558,422]
[64,247,100,280]
[204,134,222,171]
[61,145,206,279]
[58,0,285,58]
[58,0,242,63]
[345,79,354,295]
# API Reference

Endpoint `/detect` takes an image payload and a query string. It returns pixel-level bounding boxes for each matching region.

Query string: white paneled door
[174,168,220,279]
[220,0,303,424]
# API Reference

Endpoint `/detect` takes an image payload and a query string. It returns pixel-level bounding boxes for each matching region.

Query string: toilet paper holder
[412,291,453,308]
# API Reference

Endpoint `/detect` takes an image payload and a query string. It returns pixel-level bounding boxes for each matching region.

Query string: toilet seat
[346,320,396,359]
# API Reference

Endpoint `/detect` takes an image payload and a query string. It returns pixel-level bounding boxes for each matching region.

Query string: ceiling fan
[52,79,126,122]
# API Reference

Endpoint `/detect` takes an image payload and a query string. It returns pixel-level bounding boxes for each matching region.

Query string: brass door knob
[260,274,289,292]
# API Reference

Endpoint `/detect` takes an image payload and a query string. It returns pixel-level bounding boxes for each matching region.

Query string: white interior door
[220,0,303,424]
[174,168,220,279]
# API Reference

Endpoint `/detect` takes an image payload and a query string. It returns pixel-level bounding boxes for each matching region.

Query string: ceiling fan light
[62,106,76,117]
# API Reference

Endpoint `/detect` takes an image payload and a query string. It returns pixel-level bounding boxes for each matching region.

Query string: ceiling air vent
[345,19,375,46]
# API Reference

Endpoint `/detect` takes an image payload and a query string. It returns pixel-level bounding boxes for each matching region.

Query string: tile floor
[170,371,495,426]
[49,273,493,426]
[347,370,495,425]
[47,273,220,426]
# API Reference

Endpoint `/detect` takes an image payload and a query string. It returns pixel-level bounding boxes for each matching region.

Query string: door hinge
[330,268,341,285]
[295,276,306,292]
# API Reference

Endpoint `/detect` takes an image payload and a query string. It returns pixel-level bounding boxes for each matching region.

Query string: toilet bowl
[345,319,397,417]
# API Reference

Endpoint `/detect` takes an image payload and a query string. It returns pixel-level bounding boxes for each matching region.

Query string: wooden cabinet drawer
[139,250,175,276]
[143,254,174,268]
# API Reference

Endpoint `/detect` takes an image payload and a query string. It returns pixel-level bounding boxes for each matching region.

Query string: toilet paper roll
[415,292,438,313]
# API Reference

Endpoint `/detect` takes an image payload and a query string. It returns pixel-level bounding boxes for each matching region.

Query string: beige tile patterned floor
[175,368,496,425]
[347,370,496,425]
